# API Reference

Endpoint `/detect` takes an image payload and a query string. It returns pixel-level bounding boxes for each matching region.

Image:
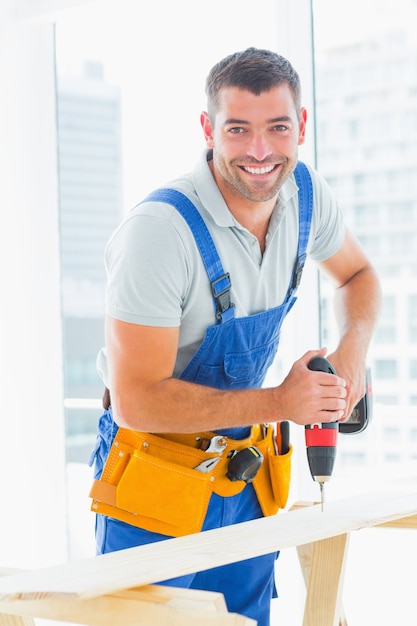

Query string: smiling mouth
[241,164,277,175]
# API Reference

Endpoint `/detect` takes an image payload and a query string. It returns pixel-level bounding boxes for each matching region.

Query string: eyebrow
[224,116,293,125]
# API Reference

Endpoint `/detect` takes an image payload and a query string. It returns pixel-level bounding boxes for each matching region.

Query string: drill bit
[319,481,325,512]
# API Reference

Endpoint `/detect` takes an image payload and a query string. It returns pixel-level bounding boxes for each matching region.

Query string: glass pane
[312,0,417,485]
[54,1,316,566]
[56,59,124,469]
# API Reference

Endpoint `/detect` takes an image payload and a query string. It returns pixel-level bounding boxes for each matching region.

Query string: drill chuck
[305,422,338,481]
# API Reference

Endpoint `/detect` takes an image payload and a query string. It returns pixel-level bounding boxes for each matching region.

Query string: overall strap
[143,162,313,320]
[142,188,235,323]
[285,161,314,303]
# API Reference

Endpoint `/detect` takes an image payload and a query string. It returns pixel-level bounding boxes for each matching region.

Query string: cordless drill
[305,355,372,511]
[305,356,339,511]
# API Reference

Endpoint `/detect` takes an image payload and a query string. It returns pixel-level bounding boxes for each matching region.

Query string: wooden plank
[302,533,349,626]
[0,615,35,626]
[0,585,255,626]
[297,541,348,626]
[0,569,254,626]
[377,514,417,529]
[294,501,347,626]
[0,571,36,626]
[0,489,416,601]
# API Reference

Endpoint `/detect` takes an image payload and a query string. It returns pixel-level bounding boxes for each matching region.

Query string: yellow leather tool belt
[89,423,292,537]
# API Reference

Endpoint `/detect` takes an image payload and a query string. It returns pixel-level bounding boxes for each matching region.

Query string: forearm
[328,264,381,417]
[109,348,347,432]
[332,264,382,360]
[111,376,277,433]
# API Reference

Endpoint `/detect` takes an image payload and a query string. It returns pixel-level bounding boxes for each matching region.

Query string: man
[89,47,381,625]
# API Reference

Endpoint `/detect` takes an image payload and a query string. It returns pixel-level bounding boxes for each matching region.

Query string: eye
[228,127,245,134]
[272,124,289,132]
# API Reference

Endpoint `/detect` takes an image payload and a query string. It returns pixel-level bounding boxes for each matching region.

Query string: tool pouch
[89,423,292,537]
[252,424,292,516]
[89,428,217,537]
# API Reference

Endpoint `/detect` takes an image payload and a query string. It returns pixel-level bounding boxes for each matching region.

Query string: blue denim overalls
[91,162,313,626]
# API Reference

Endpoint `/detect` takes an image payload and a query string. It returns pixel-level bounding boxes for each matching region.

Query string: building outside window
[53,0,417,527]
[50,1,417,622]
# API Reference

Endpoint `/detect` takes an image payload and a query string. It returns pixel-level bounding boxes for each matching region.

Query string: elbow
[337,264,382,304]
[362,264,383,310]
[107,389,150,431]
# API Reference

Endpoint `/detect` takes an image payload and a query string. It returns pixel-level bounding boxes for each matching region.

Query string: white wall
[0,6,67,567]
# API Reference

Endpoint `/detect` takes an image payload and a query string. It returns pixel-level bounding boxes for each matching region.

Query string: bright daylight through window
[313,0,417,473]
[53,1,417,623]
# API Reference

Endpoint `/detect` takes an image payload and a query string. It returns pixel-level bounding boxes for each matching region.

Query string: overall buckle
[211,273,234,321]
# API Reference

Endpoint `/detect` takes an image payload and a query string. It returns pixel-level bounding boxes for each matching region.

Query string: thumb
[301,346,328,367]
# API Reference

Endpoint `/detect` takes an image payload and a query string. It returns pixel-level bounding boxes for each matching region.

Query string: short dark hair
[205,47,301,121]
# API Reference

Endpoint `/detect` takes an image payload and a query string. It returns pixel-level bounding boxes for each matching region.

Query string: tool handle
[307,355,337,375]
[307,356,339,425]
[276,420,290,454]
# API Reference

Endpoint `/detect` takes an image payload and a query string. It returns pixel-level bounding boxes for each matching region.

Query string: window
[377,395,398,404]
[384,453,402,463]
[352,204,380,227]
[410,295,417,342]
[375,359,397,379]
[53,0,322,569]
[314,0,417,416]
[375,326,396,342]
[3,4,417,622]
[389,202,414,224]
[381,295,396,320]
[384,427,401,442]
[339,452,367,466]
[352,173,367,194]
[313,17,417,620]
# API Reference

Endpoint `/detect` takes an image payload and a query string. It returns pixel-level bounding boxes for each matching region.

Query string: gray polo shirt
[97,149,345,383]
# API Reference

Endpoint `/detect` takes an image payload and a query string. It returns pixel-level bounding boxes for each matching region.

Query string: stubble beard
[215,155,294,203]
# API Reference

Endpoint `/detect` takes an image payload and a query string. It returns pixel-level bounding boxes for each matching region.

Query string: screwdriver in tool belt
[305,356,339,512]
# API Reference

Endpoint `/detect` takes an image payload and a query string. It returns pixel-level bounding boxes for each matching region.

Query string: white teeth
[243,165,275,175]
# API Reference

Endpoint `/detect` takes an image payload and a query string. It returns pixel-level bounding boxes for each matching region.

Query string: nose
[246,132,273,161]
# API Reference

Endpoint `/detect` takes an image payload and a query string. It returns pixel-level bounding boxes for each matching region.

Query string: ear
[200,111,214,148]
[298,108,307,145]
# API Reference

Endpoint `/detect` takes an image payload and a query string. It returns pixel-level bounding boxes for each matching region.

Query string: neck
[210,165,277,252]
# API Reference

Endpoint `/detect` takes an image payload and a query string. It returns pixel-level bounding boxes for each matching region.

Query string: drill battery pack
[339,367,373,435]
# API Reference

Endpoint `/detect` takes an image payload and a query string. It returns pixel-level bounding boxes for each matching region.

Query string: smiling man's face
[201,85,307,205]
